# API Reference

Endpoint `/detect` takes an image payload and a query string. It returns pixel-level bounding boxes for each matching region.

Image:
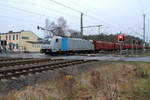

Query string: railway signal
[37,25,56,36]
[136,40,140,45]
[137,40,140,45]
[37,25,45,30]
[117,34,125,42]
[117,34,125,55]
[37,26,40,30]
[133,40,141,45]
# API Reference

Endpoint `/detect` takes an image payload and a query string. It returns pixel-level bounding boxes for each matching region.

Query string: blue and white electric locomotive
[41,36,94,55]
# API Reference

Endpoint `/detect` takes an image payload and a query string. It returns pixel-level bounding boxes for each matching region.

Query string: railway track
[0,58,25,62]
[0,58,96,80]
[0,58,63,68]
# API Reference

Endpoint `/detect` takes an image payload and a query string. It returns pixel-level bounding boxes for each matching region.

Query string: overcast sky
[0,0,150,40]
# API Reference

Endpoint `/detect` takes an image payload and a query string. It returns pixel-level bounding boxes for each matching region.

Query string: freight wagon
[93,40,119,51]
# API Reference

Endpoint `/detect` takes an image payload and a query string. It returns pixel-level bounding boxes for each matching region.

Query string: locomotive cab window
[56,38,59,42]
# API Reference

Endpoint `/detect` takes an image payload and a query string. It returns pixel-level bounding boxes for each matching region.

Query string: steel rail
[0,60,96,80]
[0,59,64,68]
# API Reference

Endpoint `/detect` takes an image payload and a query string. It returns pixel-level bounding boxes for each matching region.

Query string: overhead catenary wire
[0,2,78,26]
[0,2,51,18]
[1,0,138,35]
[48,0,82,13]
[0,14,44,35]
[0,0,112,36]
[59,0,99,15]
[63,0,112,23]
[0,0,119,30]
[47,0,120,29]
[0,0,80,19]
[28,1,80,18]
[0,14,43,24]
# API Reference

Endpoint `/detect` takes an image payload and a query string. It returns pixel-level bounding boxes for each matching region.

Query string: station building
[0,30,42,52]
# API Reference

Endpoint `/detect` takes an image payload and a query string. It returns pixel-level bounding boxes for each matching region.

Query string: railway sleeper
[0,60,96,80]
[0,58,34,64]
[0,60,55,69]
[0,60,80,74]
[0,58,24,62]
[0,58,53,68]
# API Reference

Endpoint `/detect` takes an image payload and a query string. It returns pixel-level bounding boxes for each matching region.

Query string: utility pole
[98,25,102,34]
[80,13,83,38]
[143,14,146,53]
[98,25,103,40]
[131,39,134,55]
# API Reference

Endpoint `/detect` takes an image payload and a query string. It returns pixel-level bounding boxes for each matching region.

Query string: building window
[16,35,18,40]
[32,44,34,48]
[6,35,7,40]
[56,38,59,42]
[9,35,11,40]
[16,44,18,49]
[22,36,29,39]
[13,35,15,40]
[13,44,15,49]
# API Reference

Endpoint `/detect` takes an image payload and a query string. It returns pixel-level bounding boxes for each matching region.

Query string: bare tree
[53,26,65,36]
[69,29,81,38]
[57,17,68,29]
[57,17,68,36]
[45,17,69,37]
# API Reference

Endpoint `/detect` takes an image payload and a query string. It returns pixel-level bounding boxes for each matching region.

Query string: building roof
[0,30,40,39]
[0,30,24,35]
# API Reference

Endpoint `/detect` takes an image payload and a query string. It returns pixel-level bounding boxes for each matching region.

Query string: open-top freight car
[93,40,120,51]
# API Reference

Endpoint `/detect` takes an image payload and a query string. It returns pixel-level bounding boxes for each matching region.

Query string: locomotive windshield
[43,38,51,44]
[43,40,51,44]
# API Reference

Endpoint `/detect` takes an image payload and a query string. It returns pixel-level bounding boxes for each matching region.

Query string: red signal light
[119,35,123,39]
[137,40,140,45]
[134,40,140,45]
[117,34,125,41]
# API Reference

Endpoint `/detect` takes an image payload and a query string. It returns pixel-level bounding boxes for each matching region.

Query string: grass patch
[119,63,150,100]
[0,61,150,100]
[130,72,150,100]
